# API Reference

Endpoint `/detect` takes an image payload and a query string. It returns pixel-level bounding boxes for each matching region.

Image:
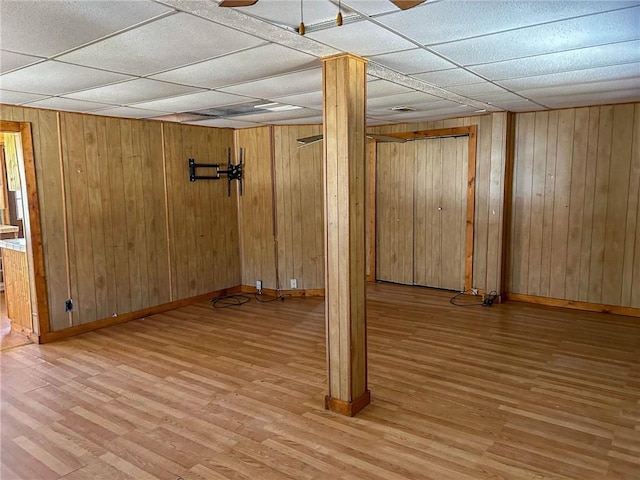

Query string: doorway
[0,121,49,347]
[374,126,477,292]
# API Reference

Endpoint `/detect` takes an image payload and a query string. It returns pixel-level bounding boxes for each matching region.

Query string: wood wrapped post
[322,53,370,416]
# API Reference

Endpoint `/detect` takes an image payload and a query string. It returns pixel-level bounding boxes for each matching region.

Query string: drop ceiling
[1,0,639,127]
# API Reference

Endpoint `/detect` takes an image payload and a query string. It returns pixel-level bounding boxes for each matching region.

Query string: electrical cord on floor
[450,290,499,307]
[450,289,485,307]
[253,292,291,303]
[211,294,251,308]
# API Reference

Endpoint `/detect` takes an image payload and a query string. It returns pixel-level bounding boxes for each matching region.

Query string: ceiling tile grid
[0,0,638,125]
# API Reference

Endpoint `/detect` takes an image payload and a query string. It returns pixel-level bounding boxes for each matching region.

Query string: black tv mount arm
[188,147,244,196]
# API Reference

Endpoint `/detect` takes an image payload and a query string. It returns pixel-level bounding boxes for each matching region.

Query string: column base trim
[325,390,371,417]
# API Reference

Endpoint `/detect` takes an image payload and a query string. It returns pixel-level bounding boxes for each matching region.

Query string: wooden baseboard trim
[325,390,371,417]
[504,293,640,318]
[241,285,325,297]
[39,286,242,344]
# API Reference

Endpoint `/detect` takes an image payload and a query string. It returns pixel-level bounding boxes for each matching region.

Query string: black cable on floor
[449,289,485,307]
[253,292,291,303]
[211,294,250,308]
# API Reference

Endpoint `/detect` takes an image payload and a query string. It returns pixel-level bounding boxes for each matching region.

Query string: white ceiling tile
[342,1,403,16]
[225,0,341,30]
[129,90,254,112]
[366,117,399,126]
[0,50,43,74]
[469,41,640,80]
[236,107,322,123]
[518,78,640,99]
[369,48,455,74]
[186,118,260,128]
[367,79,414,98]
[220,68,322,98]
[413,68,485,86]
[0,89,49,105]
[368,90,441,109]
[25,97,113,112]
[0,1,172,57]
[152,44,318,89]
[447,82,511,96]
[271,90,324,109]
[93,106,172,119]
[0,61,133,95]
[432,7,640,65]
[533,88,640,109]
[499,63,640,91]
[57,13,265,76]
[308,21,416,56]
[377,1,638,45]
[374,105,479,121]
[65,78,203,105]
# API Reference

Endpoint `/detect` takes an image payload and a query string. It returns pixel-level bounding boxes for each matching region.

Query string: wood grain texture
[273,124,324,291]
[1,281,638,480]
[2,247,31,333]
[163,122,240,300]
[236,127,277,290]
[371,113,508,293]
[509,103,640,308]
[322,53,368,408]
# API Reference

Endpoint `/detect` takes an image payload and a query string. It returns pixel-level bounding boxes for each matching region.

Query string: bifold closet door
[376,142,416,284]
[413,136,467,291]
[376,136,467,290]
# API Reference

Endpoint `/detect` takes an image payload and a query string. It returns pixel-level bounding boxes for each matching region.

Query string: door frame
[368,125,477,291]
[0,120,51,339]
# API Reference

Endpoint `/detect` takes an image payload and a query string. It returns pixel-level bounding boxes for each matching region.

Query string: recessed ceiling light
[254,102,303,112]
[390,105,416,112]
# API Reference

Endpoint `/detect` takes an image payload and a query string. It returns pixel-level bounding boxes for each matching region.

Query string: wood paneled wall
[236,126,277,289]
[1,106,68,330]
[0,105,241,332]
[273,125,324,291]
[509,104,640,308]
[371,113,509,293]
[163,123,240,300]
[236,124,324,291]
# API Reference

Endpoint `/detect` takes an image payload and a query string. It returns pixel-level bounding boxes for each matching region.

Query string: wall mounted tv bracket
[188,147,244,196]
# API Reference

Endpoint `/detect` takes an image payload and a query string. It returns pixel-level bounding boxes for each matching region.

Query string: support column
[322,53,370,416]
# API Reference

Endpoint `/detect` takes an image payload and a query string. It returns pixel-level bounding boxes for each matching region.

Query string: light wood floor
[1,282,639,479]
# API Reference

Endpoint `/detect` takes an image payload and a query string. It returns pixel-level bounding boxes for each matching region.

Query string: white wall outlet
[290,278,297,289]
[256,280,262,293]
[471,288,479,295]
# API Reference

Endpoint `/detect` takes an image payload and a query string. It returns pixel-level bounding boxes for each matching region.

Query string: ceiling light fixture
[254,102,303,112]
[336,0,343,26]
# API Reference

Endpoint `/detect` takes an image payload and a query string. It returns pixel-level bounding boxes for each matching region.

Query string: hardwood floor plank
[0,282,638,480]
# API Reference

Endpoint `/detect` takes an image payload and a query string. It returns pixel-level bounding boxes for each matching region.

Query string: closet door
[376,141,415,284]
[413,136,467,290]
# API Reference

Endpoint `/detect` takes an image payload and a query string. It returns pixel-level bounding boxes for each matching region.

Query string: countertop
[0,238,26,252]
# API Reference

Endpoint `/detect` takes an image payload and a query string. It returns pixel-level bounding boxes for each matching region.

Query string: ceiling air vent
[390,105,416,112]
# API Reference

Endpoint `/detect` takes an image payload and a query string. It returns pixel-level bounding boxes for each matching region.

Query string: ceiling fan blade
[389,0,427,10]
[368,134,406,143]
[297,135,324,146]
[218,0,259,7]
[297,134,407,146]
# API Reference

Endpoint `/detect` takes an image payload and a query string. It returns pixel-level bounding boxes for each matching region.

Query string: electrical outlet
[290,278,297,289]
[471,288,479,295]
[256,280,262,293]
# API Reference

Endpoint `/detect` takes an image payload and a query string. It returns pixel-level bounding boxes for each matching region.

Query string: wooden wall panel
[163,123,240,300]
[235,126,277,290]
[0,106,68,330]
[273,124,324,291]
[59,113,172,324]
[509,103,640,308]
